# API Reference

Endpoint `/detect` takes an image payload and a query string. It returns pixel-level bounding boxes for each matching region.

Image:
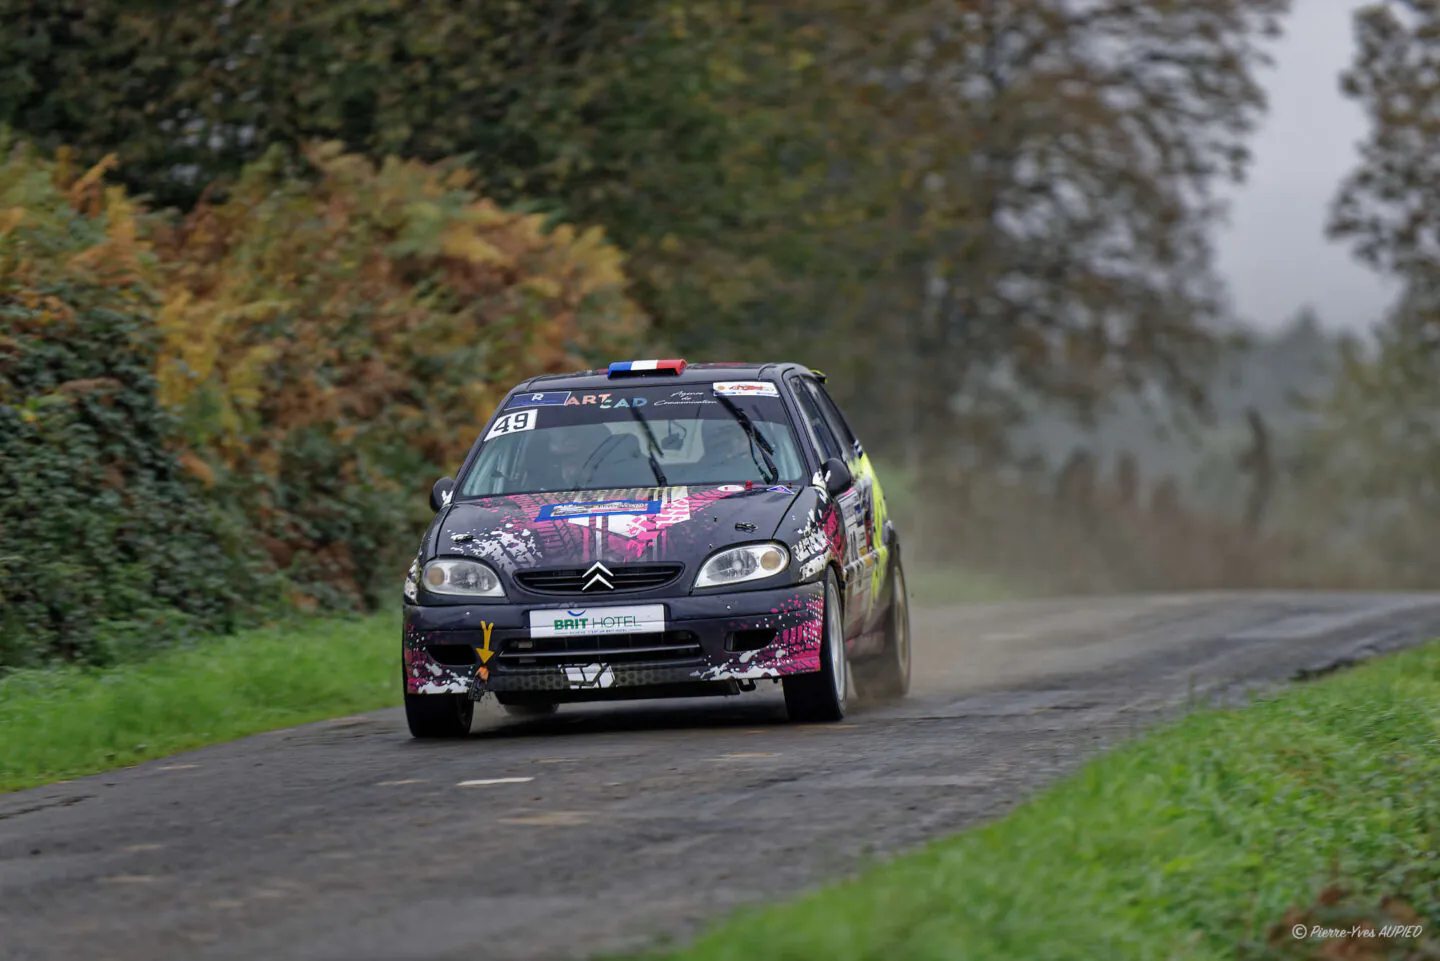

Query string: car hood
[431,484,804,573]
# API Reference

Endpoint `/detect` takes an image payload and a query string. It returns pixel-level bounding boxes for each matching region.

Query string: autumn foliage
[151,143,643,608]
[0,142,644,666]
[0,141,251,666]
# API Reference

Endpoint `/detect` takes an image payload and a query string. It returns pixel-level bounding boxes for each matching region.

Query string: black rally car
[402,360,910,737]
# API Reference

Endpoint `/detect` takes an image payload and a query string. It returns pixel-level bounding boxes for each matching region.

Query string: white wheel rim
[827,589,846,703]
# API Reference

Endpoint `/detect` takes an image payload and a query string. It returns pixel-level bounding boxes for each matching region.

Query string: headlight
[420,558,505,597]
[693,543,790,589]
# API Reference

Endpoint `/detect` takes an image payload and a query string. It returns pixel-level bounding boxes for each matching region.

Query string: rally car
[401,360,911,737]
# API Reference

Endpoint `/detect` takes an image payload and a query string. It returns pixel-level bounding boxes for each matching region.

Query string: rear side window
[803,380,860,458]
[789,378,845,463]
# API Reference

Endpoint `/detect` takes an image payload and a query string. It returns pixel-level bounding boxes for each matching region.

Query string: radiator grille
[497,631,701,666]
[514,563,683,594]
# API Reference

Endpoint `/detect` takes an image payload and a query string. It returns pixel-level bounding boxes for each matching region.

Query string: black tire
[404,691,474,738]
[783,571,847,722]
[852,555,912,702]
[495,693,560,718]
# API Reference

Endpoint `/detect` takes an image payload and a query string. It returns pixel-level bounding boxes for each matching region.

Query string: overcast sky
[1214,0,1401,331]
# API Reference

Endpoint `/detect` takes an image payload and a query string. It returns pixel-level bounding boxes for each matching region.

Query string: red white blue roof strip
[607,358,687,376]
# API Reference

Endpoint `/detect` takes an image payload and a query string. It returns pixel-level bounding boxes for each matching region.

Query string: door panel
[801,379,883,632]
[789,374,864,639]
[812,383,894,632]
[786,376,867,638]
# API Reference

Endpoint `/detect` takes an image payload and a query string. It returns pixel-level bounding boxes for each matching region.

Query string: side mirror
[822,457,852,497]
[429,477,456,513]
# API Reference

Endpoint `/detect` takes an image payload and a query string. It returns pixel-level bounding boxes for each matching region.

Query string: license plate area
[528,604,666,638]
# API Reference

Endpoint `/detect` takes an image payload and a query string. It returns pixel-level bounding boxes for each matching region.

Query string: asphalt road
[4,591,1440,961]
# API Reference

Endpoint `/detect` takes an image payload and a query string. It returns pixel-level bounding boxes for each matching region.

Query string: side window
[789,378,845,463]
[805,381,860,459]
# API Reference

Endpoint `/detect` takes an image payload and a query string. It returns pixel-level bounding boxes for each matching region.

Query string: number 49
[485,409,537,440]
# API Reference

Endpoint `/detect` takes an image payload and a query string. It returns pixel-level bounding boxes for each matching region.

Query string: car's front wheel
[783,571,847,722]
[852,555,911,702]
[404,691,474,738]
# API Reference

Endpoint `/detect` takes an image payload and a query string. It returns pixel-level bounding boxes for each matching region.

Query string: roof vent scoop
[607,359,687,378]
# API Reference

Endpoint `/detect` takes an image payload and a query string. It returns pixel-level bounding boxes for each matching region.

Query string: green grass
[0,610,400,793]
[642,641,1440,961]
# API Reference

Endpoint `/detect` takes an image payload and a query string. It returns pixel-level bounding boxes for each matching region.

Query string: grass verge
[0,610,399,794]
[640,640,1440,961]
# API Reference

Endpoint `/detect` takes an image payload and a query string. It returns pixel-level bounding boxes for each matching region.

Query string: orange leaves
[63,154,119,216]
[67,186,144,289]
[178,450,217,487]
[0,207,24,238]
[1,146,143,300]
[150,142,645,482]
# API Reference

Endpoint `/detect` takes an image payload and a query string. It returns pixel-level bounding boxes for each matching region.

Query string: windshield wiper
[628,403,669,487]
[714,393,779,484]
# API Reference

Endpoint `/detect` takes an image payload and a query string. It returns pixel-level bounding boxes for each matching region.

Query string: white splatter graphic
[699,664,785,681]
[457,526,543,566]
[798,555,827,580]
[415,678,470,694]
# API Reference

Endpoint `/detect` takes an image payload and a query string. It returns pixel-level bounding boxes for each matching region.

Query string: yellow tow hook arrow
[477,621,495,664]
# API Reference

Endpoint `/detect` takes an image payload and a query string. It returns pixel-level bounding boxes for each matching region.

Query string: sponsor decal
[654,389,716,407]
[563,663,616,689]
[563,393,647,408]
[713,381,779,398]
[505,391,572,409]
[716,484,746,493]
[535,499,662,522]
[767,485,795,494]
[530,604,666,637]
[485,409,538,440]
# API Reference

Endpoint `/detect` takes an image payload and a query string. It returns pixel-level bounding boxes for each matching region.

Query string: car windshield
[458,382,808,496]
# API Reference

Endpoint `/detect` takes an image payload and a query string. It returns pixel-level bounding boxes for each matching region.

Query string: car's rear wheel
[494,693,560,717]
[783,571,847,722]
[404,691,474,738]
[852,556,911,702]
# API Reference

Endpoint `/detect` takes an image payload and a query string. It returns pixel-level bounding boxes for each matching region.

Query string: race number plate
[485,409,537,440]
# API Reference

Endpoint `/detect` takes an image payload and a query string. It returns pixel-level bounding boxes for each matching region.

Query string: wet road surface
[3,591,1439,961]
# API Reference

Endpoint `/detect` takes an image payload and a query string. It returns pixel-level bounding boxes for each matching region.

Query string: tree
[1330,1,1440,286]
[780,0,1289,470]
[1302,1,1440,583]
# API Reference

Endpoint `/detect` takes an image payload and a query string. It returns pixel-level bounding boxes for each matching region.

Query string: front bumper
[402,582,825,699]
